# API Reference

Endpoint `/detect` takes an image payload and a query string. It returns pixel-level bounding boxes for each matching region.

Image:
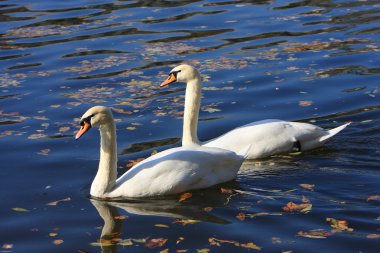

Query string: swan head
[75,106,113,139]
[160,64,200,87]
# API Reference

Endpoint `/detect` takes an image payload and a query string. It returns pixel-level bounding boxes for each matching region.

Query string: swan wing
[204,120,348,159]
[111,146,243,198]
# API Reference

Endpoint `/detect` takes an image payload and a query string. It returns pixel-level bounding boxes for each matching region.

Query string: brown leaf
[179,192,192,202]
[366,234,380,239]
[2,244,13,249]
[326,217,353,232]
[297,230,332,239]
[59,126,70,133]
[220,187,233,194]
[298,100,313,107]
[236,212,246,221]
[367,195,380,201]
[144,238,168,248]
[283,202,312,213]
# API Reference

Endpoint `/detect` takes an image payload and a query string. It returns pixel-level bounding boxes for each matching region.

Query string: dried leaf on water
[46,197,71,206]
[2,244,13,249]
[12,207,29,212]
[144,238,168,249]
[209,237,261,250]
[179,192,192,202]
[326,217,353,232]
[282,202,312,213]
[366,234,380,239]
[155,224,169,228]
[297,230,332,239]
[367,195,380,201]
[37,149,51,156]
[53,239,64,245]
[298,100,313,107]
[221,187,233,194]
[236,212,246,221]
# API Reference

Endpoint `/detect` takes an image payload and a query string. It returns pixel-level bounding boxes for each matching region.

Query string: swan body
[75,106,244,199]
[160,64,350,159]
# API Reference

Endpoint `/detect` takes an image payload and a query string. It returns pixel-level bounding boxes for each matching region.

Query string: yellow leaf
[49,233,58,237]
[155,224,169,228]
[173,219,200,226]
[326,217,353,232]
[12,207,29,212]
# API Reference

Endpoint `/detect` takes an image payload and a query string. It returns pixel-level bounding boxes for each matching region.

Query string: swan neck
[182,77,201,146]
[91,120,117,198]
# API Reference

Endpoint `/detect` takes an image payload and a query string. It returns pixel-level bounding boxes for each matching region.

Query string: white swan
[160,64,350,159]
[75,106,244,199]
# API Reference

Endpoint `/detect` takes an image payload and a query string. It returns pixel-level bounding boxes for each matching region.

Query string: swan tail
[319,122,351,142]
[236,144,252,159]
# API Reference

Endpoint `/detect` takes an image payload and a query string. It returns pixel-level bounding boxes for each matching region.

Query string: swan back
[110,145,243,198]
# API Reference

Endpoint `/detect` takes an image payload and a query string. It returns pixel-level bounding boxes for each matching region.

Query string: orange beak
[160,73,177,87]
[75,121,91,139]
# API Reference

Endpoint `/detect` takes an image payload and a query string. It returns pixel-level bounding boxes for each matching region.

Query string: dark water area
[1,0,379,252]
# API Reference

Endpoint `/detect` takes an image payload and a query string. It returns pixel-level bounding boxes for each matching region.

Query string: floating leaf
[53,239,64,245]
[179,192,192,202]
[298,100,313,107]
[297,230,332,239]
[155,224,169,228]
[272,237,282,244]
[197,249,210,253]
[326,217,353,232]
[12,207,29,212]
[236,212,246,221]
[144,238,168,249]
[209,237,261,250]
[49,233,58,237]
[28,133,48,139]
[126,158,145,168]
[283,202,312,213]
[366,234,380,239]
[126,126,136,130]
[221,187,233,194]
[367,195,380,201]
[203,207,213,212]
[176,237,185,244]
[299,184,315,191]
[59,126,70,133]
[2,244,13,249]
[47,197,71,206]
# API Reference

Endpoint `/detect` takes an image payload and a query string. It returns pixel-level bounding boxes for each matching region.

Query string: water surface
[1,0,380,252]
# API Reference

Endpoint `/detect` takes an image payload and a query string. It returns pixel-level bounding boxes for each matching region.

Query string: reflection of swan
[76,106,244,199]
[90,197,230,252]
[160,64,350,159]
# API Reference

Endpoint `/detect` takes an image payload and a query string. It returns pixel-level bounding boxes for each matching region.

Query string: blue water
[1,0,379,252]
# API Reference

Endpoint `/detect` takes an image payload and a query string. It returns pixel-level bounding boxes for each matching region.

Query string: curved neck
[182,76,201,146]
[90,120,118,198]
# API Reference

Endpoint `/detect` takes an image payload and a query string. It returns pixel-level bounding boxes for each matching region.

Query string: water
[1,0,379,252]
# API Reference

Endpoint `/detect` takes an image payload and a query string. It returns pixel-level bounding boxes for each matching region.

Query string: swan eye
[80,114,94,127]
[170,70,181,79]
